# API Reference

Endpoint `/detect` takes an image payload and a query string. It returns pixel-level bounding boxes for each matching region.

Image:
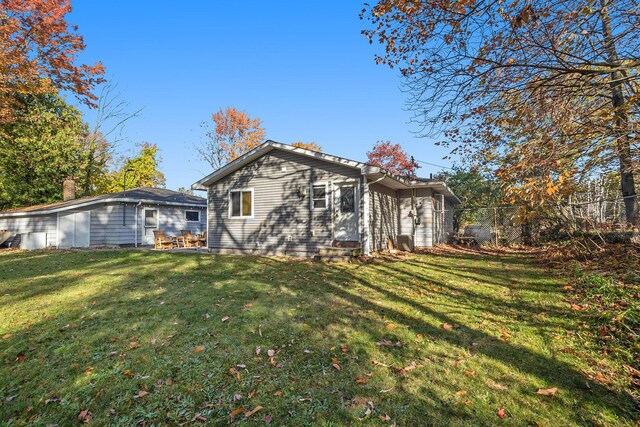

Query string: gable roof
[192,140,461,204]
[0,187,206,218]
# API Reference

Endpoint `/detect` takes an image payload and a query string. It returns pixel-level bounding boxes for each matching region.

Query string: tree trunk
[600,0,638,225]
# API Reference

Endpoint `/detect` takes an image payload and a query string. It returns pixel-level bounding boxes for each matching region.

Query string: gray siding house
[192,141,459,257]
[0,188,207,249]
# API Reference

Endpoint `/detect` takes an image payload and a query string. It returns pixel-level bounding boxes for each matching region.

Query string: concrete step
[313,254,354,262]
[317,246,363,257]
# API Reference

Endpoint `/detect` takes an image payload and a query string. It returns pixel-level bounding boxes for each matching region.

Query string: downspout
[134,202,142,247]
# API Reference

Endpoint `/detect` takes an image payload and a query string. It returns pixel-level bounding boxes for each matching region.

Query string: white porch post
[362,177,370,255]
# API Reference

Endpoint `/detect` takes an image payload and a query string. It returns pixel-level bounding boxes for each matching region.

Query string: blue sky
[70,1,456,191]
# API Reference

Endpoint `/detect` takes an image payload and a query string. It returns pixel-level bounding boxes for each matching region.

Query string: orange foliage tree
[0,0,105,122]
[196,107,266,169]
[366,141,420,178]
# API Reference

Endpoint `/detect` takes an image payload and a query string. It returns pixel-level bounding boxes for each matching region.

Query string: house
[0,187,207,249]
[192,140,460,257]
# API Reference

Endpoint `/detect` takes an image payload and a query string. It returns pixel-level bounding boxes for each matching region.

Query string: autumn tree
[362,0,640,223]
[99,143,165,193]
[292,141,322,152]
[0,0,105,123]
[196,107,265,170]
[366,141,420,178]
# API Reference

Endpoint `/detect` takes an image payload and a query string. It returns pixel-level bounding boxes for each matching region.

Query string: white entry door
[333,183,359,241]
[143,208,158,245]
[59,212,90,248]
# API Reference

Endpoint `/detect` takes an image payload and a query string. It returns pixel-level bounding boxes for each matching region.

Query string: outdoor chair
[181,230,200,248]
[153,230,174,249]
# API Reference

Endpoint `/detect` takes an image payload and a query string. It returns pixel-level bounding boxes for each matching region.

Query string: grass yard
[0,249,637,426]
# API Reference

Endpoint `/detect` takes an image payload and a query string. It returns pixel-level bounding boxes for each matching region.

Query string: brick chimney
[63,178,76,201]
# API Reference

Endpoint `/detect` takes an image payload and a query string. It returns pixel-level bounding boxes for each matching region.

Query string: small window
[230,189,253,218]
[311,184,327,209]
[185,211,200,222]
[144,209,157,227]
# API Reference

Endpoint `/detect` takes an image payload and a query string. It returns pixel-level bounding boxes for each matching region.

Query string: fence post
[494,207,499,246]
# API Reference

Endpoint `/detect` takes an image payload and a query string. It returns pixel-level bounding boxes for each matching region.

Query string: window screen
[230,190,252,217]
[312,185,327,209]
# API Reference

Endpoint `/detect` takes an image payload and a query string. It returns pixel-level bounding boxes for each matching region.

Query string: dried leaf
[274,391,283,396]
[386,323,397,330]
[78,409,92,423]
[263,414,273,424]
[244,406,263,417]
[256,346,261,355]
[129,341,141,349]
[535,387,558,397]
[222,316,230,322]
[456,390,467,396]
[464,370,477,377]
[2,333,12,339]
[248,389,258,398]
[137,390,149,398]
[341,343,349,354]
[497,408,506,419]
[332,357,341,371]
[356,377,368,384]
[267,349,275,357]
[230,406,246,421]
[379,414,391,421]
[193,345,205,353]
[123,370,134,377]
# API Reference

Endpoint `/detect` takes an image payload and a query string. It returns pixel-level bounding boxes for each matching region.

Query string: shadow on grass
[0,249,636,426]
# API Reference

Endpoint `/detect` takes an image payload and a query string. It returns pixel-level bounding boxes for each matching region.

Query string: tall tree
[366,141,420,178]
[0,0,105,123]
[292,141,322,152]
[361,0,640,223]
[99,143,165,193]
[196,107,265,170]
[0,93,89,209]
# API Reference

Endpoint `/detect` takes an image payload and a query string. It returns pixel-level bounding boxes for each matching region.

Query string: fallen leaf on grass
[273,391,283,396]
[386,323,397,330]
[499,330,512,340]
[341,343,349,354]
[332,357,341,371]
[535,387,558,397]
[263,414,273,424]
[570,304,585,311]
[5,395,16,402]
[256,346,261,355]
[245,303,253,307]
[376,339,405,348]
[193,345,205,353]
[267,349,275,357]
[591,372,611,384]
[464,370,478,377]
[230,406,246,421]
[78,409,92,423]
[136,390,148,398]
[442,323,452,331]
[129,341,141,349]
[244,406,263,417]
[248,389,258,398]
[122,370,134,377]
[398,361,418,375]
[222,316,230,322]
[371,358,390,367]
[379,414,391,421]
[497,408,506,419]
[2,333,12,339]
[456,390,468,396]
[356,377,368,384]
[299,397,312,402]
[233,393,242,401]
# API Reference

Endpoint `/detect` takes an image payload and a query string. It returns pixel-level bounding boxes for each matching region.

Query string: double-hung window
[311,184,327,209]
[229,189,253,218]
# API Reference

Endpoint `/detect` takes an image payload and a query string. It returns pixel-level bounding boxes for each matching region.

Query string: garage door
[59,212,90,248]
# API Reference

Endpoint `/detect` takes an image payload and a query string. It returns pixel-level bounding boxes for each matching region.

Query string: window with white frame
[229,189,253,217]
[311,184,327,209]
[185,210,200,222]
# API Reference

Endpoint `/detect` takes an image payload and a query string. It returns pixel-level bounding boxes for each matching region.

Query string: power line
[413,158,455,170]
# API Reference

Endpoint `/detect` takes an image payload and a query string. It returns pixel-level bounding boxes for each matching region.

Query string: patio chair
[197,229,207,246]
[153,230,174,249]
[181,230,200,248]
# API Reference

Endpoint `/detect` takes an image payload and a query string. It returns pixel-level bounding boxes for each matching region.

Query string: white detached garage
[0,187,207,249]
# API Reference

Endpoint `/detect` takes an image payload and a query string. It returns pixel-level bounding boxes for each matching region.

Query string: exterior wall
[368,182,398,251]
[0,202,206,248]
[443,197,455,238]
[0,215,57,247]
[206,150,361,256]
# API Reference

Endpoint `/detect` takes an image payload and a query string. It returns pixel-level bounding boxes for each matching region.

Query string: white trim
[0,198,206,218]
[228,188,254,219]
[143,207,159,246]
[362,179,370,255]
[192,140,367,190]
[310,182,328,210]
[56,212,60,248]
[185,210,200,222]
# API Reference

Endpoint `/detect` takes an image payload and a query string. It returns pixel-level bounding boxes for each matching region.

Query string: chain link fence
[452,196,640,246]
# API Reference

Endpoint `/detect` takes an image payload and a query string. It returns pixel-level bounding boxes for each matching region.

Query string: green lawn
[0,249,636,426]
